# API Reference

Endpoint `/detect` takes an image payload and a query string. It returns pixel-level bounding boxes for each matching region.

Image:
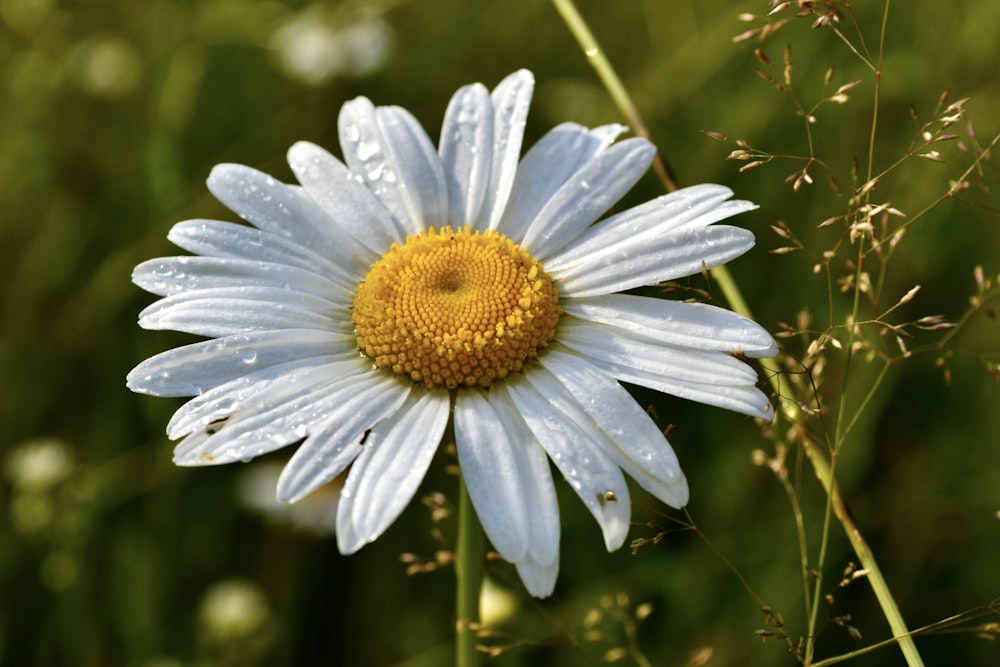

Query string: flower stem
[455,475,484,667]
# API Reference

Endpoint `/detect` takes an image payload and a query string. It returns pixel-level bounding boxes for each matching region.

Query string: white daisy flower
[128,70,776,597]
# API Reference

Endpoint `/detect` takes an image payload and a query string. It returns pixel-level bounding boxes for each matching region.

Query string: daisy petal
[545,184,756,272]
[132,256,350,303]
[485,387,560,567]
[338,97,417,235]
[127,329,354,397]
[581,356,775,420]
[515,555,559,599]
[375,106,450,230]
[439,82,493,228]
[497,122,626,241]
[557,316,758,386]
[276,375,412,503]
[165,356,341,440]
[557,316,774,418]
[167,219,354,287]
[172,358,371,466]
[478,69,534,231]
[337,389,450,554]
[287,141,405,255]
[523,138,656,261]
[455,390,559,576]
[137,286,346,337]
[499,378,631,552]
[338,97,449,233]
[454,390,531,562]
[539,349,689,508]
[205,163,313,235]
[551,224,756,298]
[564,294,778,358]
[207,164,370,275]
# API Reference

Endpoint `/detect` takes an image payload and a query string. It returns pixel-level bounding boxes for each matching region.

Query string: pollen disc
[353,226,561,389]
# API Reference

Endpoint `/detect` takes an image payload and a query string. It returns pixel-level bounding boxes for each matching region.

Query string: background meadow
[1,0,998,665]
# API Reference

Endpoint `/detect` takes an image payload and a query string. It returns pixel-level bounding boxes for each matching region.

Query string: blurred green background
[1,0,998,665]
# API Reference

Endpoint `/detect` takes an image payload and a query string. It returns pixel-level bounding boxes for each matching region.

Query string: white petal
[497,122,625,241]
[551,224,756,298]
[453,390,530,562]
[556,314,776,418]
[338,97,417,235]
[439,82,493,228]
[478,70,534,231]
[545,184,756,272]
[167,219,355,288]
[132,256,350,303]
[337,389,450,554]
[499,378,631,551]
[165,356,341,440]
[564,294,778,358]
[485,387,560,567]
[127,328,354,397]
[514,554,559,598]
[338,97,449,233]
[205,163,318,236]
[172,358,371,466]
[522,138,656,261]
[207,164,369,278]
[288,140,406,255]
[377,106,450,229]
[276,374,412,502]
[137,286,347,337]
[557,317,758,386]
[579,354,775,420]
[538,349,689,508]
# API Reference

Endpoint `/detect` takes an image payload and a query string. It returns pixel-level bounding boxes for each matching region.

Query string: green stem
[455,475,484,667]
[551,0,679,192]
[802,442,924,667]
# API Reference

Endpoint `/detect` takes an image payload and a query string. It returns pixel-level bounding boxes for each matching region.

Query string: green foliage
[1,0,997,665]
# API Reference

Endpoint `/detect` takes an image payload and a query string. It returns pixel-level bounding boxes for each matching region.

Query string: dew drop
[223,445,244,460]
[356,141,380,161]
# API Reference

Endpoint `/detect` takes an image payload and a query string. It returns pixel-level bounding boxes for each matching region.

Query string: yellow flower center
[353,226,561,390]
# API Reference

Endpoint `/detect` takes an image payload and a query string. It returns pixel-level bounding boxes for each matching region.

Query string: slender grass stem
[551,0,679,192]
[455,476,484,667]
[802,439,924,667]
